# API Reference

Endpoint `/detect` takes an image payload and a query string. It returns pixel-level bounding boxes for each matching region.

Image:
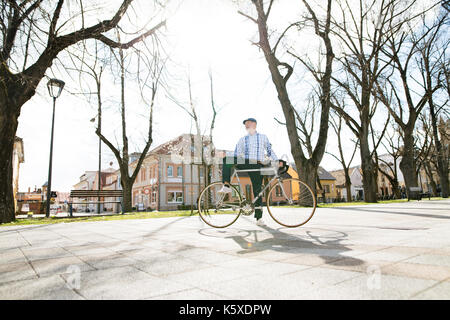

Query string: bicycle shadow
[210,222,364,268]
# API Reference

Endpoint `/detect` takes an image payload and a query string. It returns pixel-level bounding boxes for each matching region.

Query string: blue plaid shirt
[229,132,278,162]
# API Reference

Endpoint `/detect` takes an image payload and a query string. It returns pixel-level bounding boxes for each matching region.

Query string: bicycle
[197,160,317,228]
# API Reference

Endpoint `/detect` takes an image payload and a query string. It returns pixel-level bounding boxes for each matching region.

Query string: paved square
[0,199,449,299]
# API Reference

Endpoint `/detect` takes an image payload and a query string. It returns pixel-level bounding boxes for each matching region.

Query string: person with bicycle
[217,118,285,226]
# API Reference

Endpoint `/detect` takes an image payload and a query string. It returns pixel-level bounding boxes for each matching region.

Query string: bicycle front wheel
[266,178,317,227]
[198,182,242,228]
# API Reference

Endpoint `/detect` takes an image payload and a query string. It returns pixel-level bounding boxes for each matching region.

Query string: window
[199,167,204,177]
[275,186,282,197]
[167,165,173,177]
[177,166,183,177]
[324,185,330,193]
[167,191,183,203]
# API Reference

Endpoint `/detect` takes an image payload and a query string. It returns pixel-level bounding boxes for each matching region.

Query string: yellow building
[315,167,338,202]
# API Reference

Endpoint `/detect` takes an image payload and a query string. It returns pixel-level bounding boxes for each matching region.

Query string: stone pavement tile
[121,248,180,262]
[411,281,450,299]
[428,247,450,255]
[134,256,212,277]
[403,254,450,267]
[163,265,255,287]
[203,272,324,299]
[281,253,342,267]
[164,246,214,257]
[0,262,37,284]
[245,249,304,262]
[139,238,187,251]
[0,275,83,300]
[61,266,191,299]
[380,246,432,256]
[0,248,27,265]
[147,288,227,300]
[283,247,358,258]
[62,243,116,256]
[0,238,29,250]
[21,246,74,261]
[102,242,149,254]
[397,237,450,249]
[186,251,240,265]
[381,262,450,281]
[320,258,393,274]
[77,252,138,270]
[251,261,311,276]
[315,274,439,300]
[219,257,271,269]
[355,247,422,262]
[31,256,95,276]
[285,266,363,287]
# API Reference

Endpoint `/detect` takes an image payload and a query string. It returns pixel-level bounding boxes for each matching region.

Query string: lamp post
[90,113,101,214]
[46,78,65,218]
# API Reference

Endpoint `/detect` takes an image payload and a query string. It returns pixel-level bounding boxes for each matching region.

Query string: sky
[16,0,436,192]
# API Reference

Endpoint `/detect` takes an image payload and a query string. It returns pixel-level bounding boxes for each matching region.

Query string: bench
[408,187,422,201]
[68,190,124,217]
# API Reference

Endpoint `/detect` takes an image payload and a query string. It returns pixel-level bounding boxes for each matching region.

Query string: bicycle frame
[229,166,292,205]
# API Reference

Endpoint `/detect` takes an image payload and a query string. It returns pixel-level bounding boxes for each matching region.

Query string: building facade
[130,134,220,211]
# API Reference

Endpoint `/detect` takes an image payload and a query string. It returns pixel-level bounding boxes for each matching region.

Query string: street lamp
[90,112,102,213]
[45,78,65,217]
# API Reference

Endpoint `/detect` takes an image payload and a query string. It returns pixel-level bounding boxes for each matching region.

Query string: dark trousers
[222,156,263,219]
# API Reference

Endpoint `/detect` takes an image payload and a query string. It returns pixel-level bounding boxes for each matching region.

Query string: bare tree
[326,103,358,202]
[328,0,421,202]
[239,0,334,194]
[416,114,439,196]
[377,122,403,199]
[418,11,449,197]
[95,36,164,212]
[0,1,165,223]
[167,69,223,212]
[374,5,445,198]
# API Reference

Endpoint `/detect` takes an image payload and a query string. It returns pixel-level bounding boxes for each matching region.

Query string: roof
[150,133,212,155]
[317,166,336,180]
[329,167,359,187]
[130,133,214,166]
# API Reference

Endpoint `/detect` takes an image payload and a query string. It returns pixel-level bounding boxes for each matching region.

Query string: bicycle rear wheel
[198,182,242,228]
[266,178,316,227]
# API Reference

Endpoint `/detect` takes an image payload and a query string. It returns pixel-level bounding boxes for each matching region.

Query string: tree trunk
[296,160,318,198]
[399,129,419,198]
[0,80,24,223]
[359,119,377,202]
[432,121,449,197]
[0,109,19,223]
[120,175,133,213]
[344,167,352,202]
[424,161,438,196]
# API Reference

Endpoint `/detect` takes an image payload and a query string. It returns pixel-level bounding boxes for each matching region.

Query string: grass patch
[2,197,446,227]
[1,210,199,227]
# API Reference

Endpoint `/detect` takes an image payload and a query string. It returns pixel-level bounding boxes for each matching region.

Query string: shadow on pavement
[199,223,364,268]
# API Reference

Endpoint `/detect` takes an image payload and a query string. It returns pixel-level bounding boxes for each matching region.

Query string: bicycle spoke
[198,182,242,228]
[267,178,317,227]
